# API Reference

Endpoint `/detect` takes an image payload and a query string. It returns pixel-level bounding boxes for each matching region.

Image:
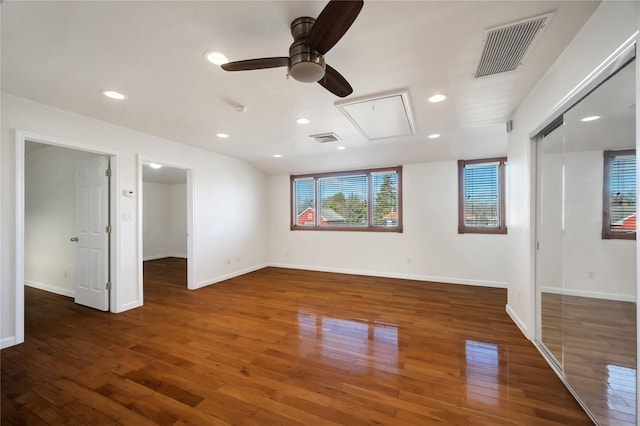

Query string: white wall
[143,182,187,260]
[268,161,508,287]
[506,0,640,337]
[1,93,268,348]
[24,145,100,297]
[564,151,636,299]
[169,183,187,257]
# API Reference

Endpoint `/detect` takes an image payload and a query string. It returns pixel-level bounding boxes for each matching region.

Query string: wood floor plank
[2,259,594,424]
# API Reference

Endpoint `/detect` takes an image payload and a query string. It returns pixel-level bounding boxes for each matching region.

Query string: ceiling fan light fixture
[289,60,325,83]
[288,41,325,83]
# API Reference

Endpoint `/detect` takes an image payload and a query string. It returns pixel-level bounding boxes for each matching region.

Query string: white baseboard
[143,253,187,261]
[193,263,268,290]
[119,300,143,312]
[506,304,529,339]
[1,336,17,349]
[267,263,507,288]
[541,286,635,302]
[25,281,74,298]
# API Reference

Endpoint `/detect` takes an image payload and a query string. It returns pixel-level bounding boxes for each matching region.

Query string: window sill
[291,225,403,233]
[458,227,507,235]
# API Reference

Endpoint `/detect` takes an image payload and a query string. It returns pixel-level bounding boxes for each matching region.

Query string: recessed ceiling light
[581,115,601,122]
[102,90,126,100]
[428,93,447,103]
[337,146,347,150]
[216,133,230,139]
[273,154,282,158]
[205,51,229,65]
[296,118,310,124]
[148,163,162,169]
[428,133,441,139]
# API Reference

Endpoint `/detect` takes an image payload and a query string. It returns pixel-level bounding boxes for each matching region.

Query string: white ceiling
[1,1,601,176]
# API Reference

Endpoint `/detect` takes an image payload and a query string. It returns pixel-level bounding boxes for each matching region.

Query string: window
[458,157,507,234]
[291,166,402,232]
[603,149,636,240]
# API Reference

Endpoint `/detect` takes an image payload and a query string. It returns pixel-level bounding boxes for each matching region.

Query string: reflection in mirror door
[536,56,636,426]
[562,59,636,426]
[537,121,565,369]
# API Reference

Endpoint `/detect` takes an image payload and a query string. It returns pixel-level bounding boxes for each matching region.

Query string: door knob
[70,236,78,242]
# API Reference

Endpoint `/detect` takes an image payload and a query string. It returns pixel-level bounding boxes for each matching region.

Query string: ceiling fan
[221,0,364,98]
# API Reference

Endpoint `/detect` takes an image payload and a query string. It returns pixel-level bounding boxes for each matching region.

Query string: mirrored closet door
[536,52,636,426]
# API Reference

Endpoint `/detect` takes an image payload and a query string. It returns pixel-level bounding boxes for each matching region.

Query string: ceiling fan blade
[306,0,364,55]
[221,57,289,71]
[318,64,353,98]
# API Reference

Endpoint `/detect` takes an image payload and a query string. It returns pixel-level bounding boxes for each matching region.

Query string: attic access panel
[336,91,415,140]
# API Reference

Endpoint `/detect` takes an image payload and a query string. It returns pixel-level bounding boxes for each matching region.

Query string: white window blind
[319,175,368,227]
[372,172,399,226]
[458,158,507,234]
[604,150,636,239]
[464,162,500,228]
[293,178,316,226]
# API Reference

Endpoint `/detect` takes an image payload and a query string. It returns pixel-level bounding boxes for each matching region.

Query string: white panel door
[73,156,109,311]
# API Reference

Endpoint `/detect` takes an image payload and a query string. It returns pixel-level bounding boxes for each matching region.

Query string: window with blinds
[318,174,368,227]
[291,166,402,232]
[458,157,507,234]
[603,149,636,240]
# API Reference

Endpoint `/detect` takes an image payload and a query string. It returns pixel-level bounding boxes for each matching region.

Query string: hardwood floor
[2,258,592,425]
[541,292,636,426]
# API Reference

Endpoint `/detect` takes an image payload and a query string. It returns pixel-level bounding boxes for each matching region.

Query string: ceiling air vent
[310,132,341,143]
[474,12,554,78]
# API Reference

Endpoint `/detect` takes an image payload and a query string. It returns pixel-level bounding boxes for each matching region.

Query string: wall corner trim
[1,337,17,350]
[118,300,143,313]
[506,304,530,339]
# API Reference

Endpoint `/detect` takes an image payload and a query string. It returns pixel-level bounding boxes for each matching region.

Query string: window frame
[458,157,507,235]
[290,166,403,233]
[602,149,636,240]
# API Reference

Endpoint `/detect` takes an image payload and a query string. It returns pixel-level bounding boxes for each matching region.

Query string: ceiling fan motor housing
[289,17,326,83]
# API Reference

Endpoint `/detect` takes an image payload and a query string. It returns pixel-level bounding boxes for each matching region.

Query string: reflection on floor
[541,292,636,426]
[2,261,592,424]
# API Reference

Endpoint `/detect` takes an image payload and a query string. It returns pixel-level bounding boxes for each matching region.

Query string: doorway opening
[25,141,111,311]
[139,159,193,298]
[14,132,118,345]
